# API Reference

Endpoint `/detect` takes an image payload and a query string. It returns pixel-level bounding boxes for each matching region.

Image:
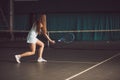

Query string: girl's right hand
[50,40,56,44]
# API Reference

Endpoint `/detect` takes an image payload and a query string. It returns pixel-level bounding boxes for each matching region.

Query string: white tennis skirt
[27,37,38,44]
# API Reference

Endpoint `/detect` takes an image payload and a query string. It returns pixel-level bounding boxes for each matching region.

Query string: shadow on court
[0,41,120,80]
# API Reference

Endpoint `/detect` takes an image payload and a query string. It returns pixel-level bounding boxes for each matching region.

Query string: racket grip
[58,39,61,42]
[58,38,64,42]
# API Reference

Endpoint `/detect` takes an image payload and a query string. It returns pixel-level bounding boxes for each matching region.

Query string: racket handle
[58,38,64,42]
[58,39,61,42]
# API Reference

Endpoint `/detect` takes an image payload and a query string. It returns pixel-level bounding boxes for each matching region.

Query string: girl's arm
[44,33,55,44]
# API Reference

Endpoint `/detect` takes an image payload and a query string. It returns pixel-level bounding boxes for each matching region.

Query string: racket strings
[58,33,75,43]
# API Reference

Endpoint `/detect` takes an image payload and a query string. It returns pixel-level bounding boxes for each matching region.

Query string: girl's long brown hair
[36,14,47,34]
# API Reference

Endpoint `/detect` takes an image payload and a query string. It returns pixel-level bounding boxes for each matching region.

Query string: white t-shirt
[27,23,40,44]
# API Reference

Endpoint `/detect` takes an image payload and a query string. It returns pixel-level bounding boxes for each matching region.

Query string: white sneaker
[37,58,47,62]
[15,55,21,63]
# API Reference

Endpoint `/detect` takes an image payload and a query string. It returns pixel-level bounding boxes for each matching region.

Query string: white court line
[65,53,120,80]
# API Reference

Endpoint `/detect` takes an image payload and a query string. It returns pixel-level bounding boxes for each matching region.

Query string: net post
[10,0,15,40]
[47,32,50,47]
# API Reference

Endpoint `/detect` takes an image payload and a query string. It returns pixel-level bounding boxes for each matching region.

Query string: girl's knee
[40,42,44,48]
[36,40,45,48]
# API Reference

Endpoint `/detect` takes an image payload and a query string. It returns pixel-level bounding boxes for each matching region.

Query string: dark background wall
[0,0,120,14]
[0,0,120,41]
[13,0,120,14]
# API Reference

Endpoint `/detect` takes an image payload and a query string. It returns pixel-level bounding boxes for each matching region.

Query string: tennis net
[47,29,120,50]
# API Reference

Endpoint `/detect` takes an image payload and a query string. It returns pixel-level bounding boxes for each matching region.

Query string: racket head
[49,32,75,49]
[58,33,75,43]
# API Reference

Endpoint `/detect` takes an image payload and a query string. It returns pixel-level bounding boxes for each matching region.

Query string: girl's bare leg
[36,40,47,62]
[15,43,36,63]
[36,40,44,58]
[20,43,36,57]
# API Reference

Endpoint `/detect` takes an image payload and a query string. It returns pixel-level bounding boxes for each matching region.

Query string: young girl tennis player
[15,14,55,63]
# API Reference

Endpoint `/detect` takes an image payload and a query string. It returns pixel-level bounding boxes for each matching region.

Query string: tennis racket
[50,33,75,48]
[57,33,75,43]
